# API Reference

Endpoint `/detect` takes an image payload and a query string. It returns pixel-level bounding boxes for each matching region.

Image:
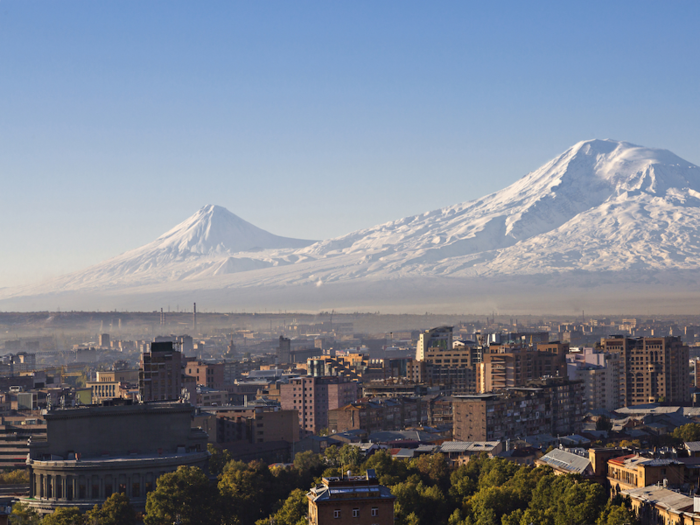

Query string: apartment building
[184,358,225,389]
[567,347,621,411]
[608,454,684,492]
[327,397,420,434]
[477,342,568,393]
[453,378,584,441]
[603,336,690,406]
[280,376,359,436]
[416,326,453,361]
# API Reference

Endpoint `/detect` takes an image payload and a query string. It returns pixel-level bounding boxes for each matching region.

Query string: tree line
[10,443,638,525]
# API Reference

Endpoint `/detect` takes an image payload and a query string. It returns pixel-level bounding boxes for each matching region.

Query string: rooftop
[622,486,694,514]
[538,449,592,474]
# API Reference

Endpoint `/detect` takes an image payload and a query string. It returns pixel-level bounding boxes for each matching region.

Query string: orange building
[608,454,684,492]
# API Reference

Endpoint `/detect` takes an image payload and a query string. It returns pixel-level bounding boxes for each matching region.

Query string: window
[371,508,378,516]
[334,510,341,519]
[353,508,359,517]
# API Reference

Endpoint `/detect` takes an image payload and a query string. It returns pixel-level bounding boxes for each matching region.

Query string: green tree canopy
[10,502,41,525]
[40,507,84,525]
[84,493,136,525]
[218,460,276,525]
[255,488,308,525]
[672,423,700,443]
[144,466,220,525]
[208,444,233,476]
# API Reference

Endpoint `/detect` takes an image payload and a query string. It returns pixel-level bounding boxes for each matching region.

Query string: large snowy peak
[297,139,700,266]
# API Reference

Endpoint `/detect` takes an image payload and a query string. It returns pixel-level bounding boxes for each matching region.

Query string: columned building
[22,402,208,515]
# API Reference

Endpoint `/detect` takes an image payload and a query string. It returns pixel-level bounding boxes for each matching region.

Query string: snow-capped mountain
[285,138,700,280]
[4,139,700,312]
[29,205,316,290]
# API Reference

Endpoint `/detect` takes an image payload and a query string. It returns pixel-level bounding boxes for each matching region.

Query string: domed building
[21,402,208,514]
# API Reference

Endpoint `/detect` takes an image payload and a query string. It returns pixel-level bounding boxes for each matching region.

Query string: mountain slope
[267,139,700,283]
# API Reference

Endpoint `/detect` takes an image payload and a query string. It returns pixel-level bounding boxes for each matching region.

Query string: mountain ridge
[4,139,700,311]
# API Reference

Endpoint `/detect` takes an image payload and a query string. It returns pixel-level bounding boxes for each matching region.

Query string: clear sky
[1,1,699,287]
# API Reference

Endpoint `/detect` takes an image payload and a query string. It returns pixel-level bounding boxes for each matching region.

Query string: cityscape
[2,1,699,525]
[0,311,700,523]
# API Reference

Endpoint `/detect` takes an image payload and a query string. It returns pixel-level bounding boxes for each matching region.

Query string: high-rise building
[567,347,622,411]
[98,334,110,348]
[477,342,568,393]
[280,376,359,436]
[416,326,453,361]
[139,342,183,402]
[602,336,690,406]
[278,336,291,364]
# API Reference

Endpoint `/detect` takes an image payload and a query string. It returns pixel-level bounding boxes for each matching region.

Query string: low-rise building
[535,448,593,476]
[328,398,420,434]
[307,471,395,525]
[623,485,700,525]
[608,454,684,492]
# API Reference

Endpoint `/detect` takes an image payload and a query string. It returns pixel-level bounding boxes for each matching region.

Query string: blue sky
[1,1,699,287]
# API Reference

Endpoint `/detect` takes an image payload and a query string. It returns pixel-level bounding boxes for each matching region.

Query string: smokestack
[193,303,197,332]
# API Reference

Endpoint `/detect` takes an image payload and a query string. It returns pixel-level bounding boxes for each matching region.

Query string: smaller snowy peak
[147,205,315,255]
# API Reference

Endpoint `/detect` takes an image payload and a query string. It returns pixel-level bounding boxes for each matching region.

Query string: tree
[40,507,84,525]
[144,466,220,525]
[413,453,450,490]
[292,451,325,489]
[596,503,639,525]
[208,444,233,476]
[555,481,608,525]
[324,445,341,467]
[9,502,41,525]
[84,493,136,525]
[672,423,700,443]
[0,469,30,485]
[468,485,518,524]
[218,460,275,525]
[255,488,308,525]
[338,445,363,471]
[363,449,408,486]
